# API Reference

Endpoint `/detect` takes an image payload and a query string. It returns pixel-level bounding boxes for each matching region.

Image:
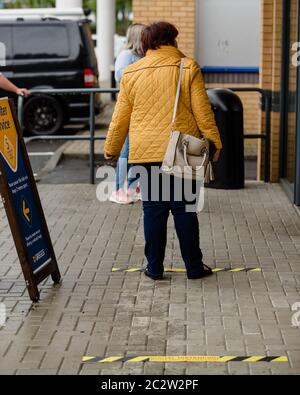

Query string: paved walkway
[0,182,300,375]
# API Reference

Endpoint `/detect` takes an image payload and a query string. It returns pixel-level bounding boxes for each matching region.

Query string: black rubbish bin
[206,89,244,189]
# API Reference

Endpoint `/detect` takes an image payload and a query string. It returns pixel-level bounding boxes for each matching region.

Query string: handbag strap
[171,58,184,130]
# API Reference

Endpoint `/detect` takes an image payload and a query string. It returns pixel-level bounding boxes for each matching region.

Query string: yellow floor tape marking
[82,355,288,363]
[112,267,262,273]
[99,356,123,363]
[149,356,223,363]
[82,356,95,362]
[243,356,265,362]
[271,356,288,362]
[127,356,150,362]
[218,356,237,362]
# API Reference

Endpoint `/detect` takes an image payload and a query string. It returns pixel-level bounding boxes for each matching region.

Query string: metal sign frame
[0,98,60,302]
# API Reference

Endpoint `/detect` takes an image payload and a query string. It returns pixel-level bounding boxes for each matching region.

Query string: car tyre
[24,95,64,136]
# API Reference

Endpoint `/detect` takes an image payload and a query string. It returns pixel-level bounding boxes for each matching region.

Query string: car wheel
[24,95,64,136]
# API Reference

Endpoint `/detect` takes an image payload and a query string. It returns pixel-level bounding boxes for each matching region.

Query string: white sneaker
[109,190,134,205]
[128,186,142,202]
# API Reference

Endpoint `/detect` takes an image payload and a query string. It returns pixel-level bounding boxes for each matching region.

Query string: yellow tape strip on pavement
[111,267,262,273]
[82,355,288,364]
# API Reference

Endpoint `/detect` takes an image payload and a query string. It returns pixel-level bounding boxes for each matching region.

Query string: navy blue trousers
[137,163,204,277]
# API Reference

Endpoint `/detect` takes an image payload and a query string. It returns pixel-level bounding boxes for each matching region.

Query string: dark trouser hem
[140,163,204,277]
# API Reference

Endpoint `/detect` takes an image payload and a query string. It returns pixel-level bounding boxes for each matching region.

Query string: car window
[0,25,12,61]
[80,23,97,66]
[13,24,70,59]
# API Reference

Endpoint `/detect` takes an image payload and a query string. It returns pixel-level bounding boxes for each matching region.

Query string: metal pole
[89,93,96,185]
[295,112,300,206]
[17,95,24,130]
[294,0,300,207]
[264,93,271,183]
[29,88,119,94]
[24,135,106,143]
[111,67,117,102]
[279,0,291,178]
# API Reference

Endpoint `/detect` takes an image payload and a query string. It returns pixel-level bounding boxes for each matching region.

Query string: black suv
[0,19,101,135]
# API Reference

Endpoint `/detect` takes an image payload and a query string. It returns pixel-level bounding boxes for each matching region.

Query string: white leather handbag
[161,58,214,182]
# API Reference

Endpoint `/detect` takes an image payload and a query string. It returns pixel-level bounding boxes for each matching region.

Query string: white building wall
[196,0,261,70]
[56,0,82,8]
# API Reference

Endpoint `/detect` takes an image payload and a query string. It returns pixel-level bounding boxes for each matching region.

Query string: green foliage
[4,0,132,35]
[116,0,132,35]
[5,0,55,8]
[82,0,132,35]
[116,0,132,11]
[83,0,96,13]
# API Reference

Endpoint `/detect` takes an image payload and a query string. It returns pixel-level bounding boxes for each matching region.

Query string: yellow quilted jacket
[104,46,222,163]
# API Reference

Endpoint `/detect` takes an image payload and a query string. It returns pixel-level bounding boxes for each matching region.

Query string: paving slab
[0,182,299,375]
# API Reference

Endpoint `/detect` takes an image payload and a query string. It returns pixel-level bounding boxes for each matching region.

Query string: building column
[56,0,83,8]
[259,0,283,182]
[96,0,116,83]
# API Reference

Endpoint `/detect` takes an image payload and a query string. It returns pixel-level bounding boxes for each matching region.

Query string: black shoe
[144,269,164,281]
[187,264,213,279]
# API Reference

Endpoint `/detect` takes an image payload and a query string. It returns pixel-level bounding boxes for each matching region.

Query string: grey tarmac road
[25,126,104,184]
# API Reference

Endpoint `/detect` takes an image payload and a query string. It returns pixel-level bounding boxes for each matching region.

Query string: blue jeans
[139,163,204,277]
[115,136,137,191]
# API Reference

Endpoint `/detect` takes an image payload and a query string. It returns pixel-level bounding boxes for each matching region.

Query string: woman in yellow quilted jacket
[105,21,222,280]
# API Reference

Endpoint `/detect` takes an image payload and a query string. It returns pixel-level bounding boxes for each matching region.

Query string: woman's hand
[16,88,31,97]
[212,149,221,162]
[104,153,118,163]
[0,74,31,97]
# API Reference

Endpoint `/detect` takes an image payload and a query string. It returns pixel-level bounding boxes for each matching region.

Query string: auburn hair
[141,21,179,53]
